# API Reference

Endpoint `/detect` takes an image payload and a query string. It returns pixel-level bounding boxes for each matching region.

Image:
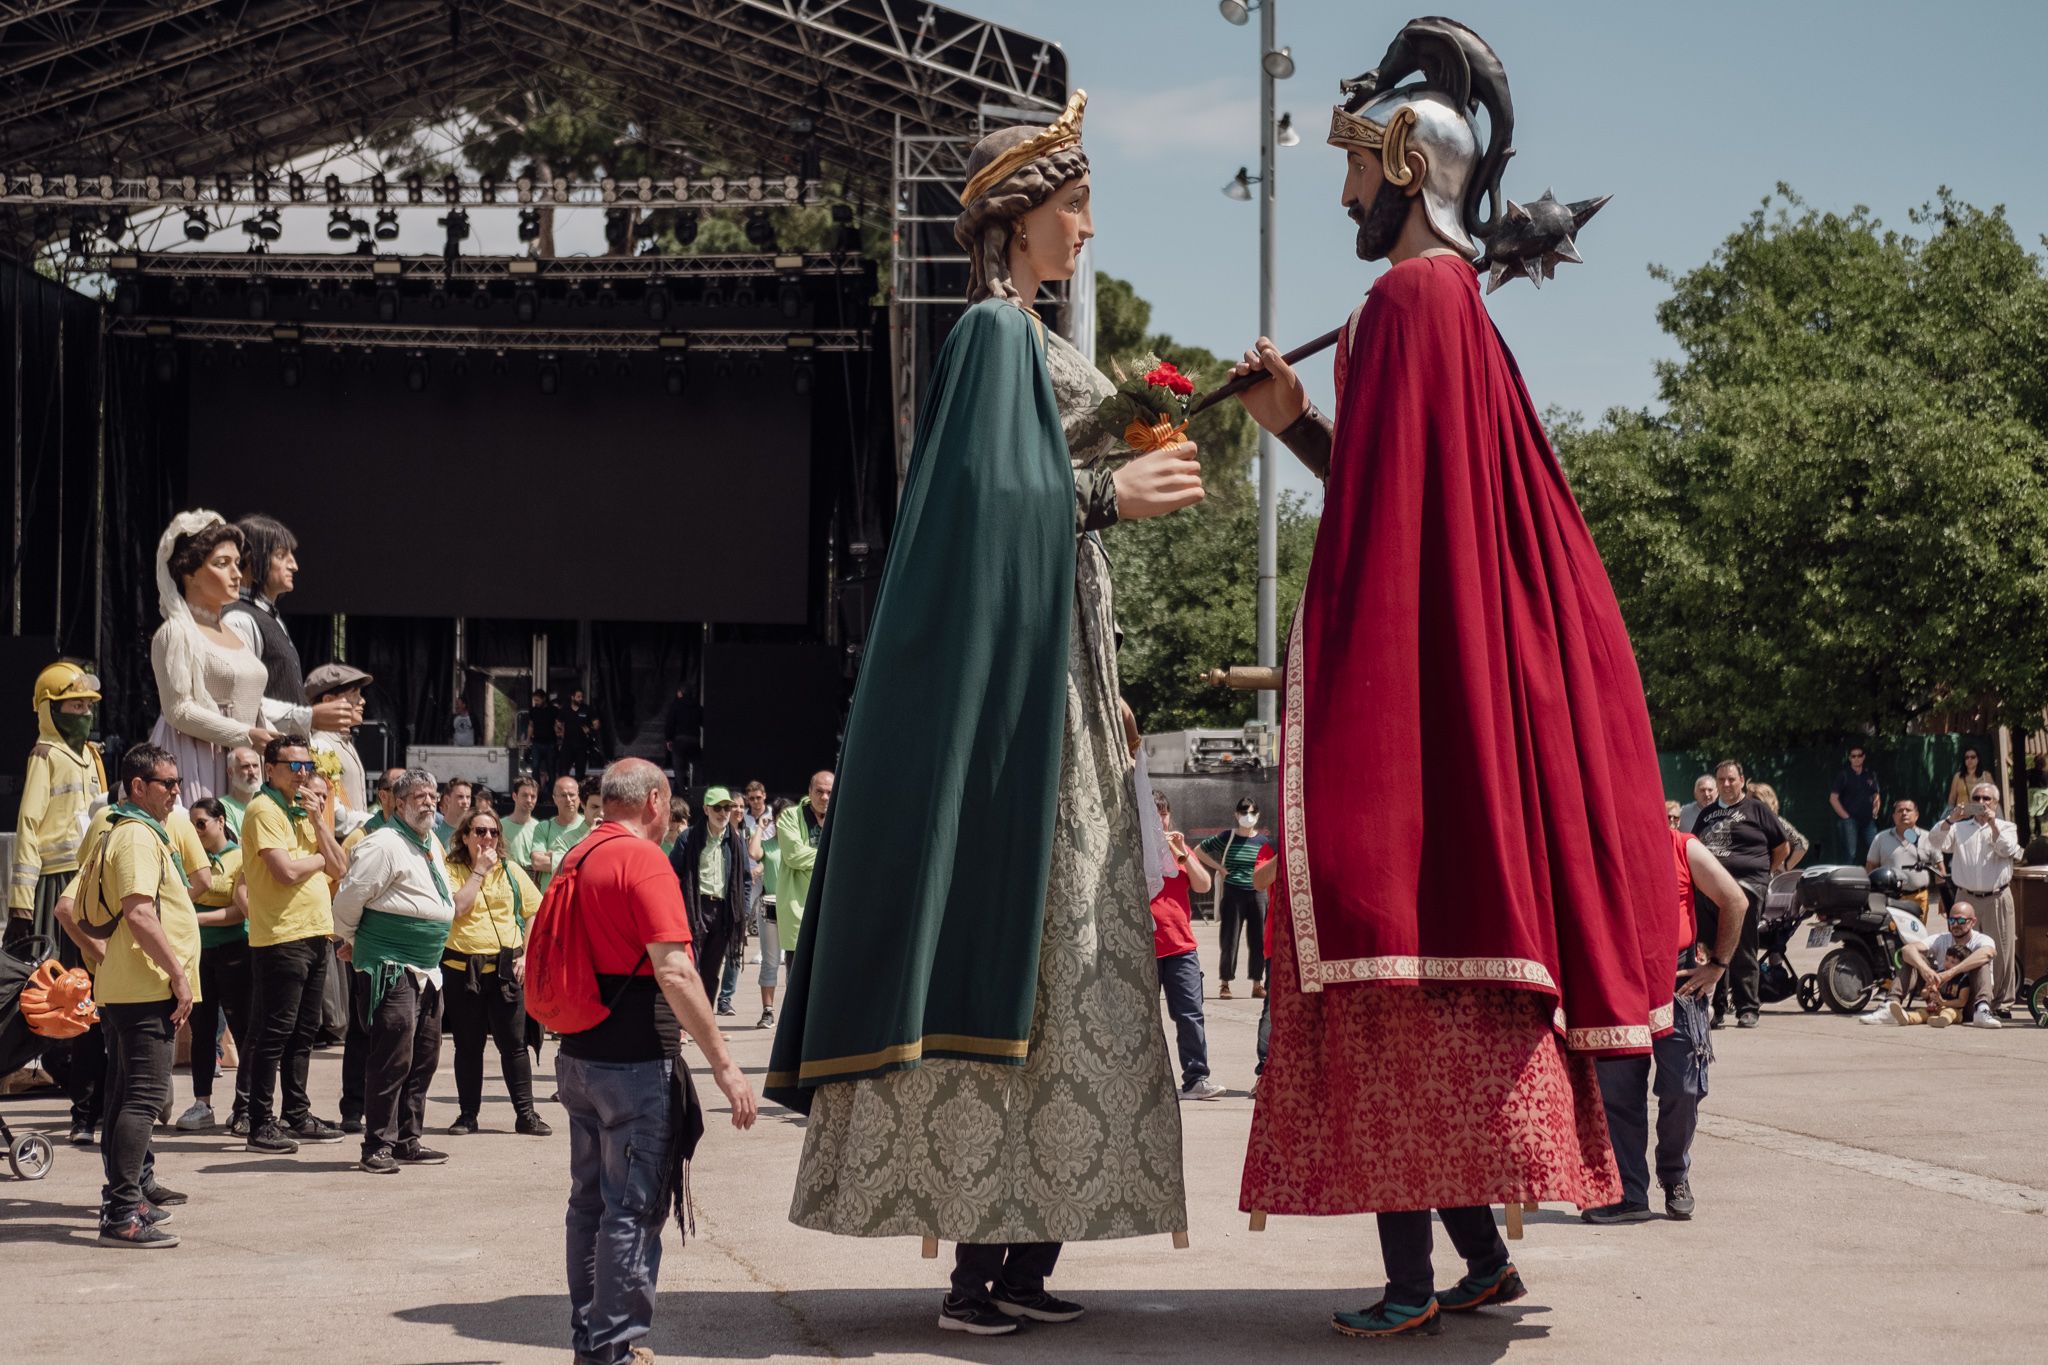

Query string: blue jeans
[1156,952,1209,1088]
[1838,815,1877,864]
[557,1053,674,1365]
[1595,980,1712,1206]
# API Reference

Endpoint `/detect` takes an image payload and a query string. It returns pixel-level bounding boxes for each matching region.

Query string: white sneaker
[173,1100,215,1131]
[1858,1007,1896,1025]
[1180,1077,1225,1101]
[1887,1000,1910,1026]
[1970,1006,2003,1030]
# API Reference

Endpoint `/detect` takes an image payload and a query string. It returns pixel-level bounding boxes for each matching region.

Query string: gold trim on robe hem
[767,1031,1031,1088]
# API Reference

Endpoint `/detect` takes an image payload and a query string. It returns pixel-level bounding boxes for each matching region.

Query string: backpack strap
[564,831,650,1012]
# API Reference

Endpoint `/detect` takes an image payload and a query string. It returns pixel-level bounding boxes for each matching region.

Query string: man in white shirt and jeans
[1924,782,2021,1019]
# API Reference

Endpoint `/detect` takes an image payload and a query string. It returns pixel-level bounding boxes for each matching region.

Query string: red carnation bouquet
[1099,353,1202,453]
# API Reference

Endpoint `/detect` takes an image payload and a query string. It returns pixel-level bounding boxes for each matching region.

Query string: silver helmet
[1327,17,1515,263]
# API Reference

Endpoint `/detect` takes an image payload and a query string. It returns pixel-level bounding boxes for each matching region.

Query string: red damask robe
[1240,255,1673,1216]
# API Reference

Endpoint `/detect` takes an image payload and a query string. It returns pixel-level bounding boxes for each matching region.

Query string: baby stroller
[1757,869,1822,1012]
[0,935,61,1180]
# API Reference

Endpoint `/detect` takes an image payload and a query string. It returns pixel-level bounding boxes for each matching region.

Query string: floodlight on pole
[1219,0,1253,25]
[1276,112,1300,147]
[1222,167,1257,201]
[1262,46,1295,80]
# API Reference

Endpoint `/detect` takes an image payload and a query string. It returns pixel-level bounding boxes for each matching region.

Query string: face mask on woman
[1237,814,1258,830]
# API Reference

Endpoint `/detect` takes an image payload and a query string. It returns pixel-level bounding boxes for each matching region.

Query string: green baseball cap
[702,785,735,808]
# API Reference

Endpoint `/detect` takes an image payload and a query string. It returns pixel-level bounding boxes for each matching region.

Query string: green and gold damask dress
[766,297,1187,1243]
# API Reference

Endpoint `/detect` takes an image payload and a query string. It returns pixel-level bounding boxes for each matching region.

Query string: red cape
[1280,255,1672,1054]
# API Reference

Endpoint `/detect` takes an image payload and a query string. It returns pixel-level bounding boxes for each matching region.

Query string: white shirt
[1866,826,1937,891]
[1921,929,1995,961]
[1925,816,2021,894]
[331,825,455,988]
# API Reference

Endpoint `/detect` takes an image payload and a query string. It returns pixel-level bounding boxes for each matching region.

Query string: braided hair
[953,132,1090,306]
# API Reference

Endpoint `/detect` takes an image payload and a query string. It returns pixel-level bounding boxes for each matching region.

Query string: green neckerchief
[260,782,307,822]
[363,811,392,835]
[353,908,451,1014]
[390,819,453,904]
[108,801,188,882]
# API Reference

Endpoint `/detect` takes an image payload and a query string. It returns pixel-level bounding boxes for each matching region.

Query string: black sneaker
[937,1295,1020,1336]
[393,1140,448,1165]
[1736,1010,1760,1029]
[246,1122,299,1154]
[715,1003,737,1018]
[98,1214,179,1248]
[227,1113,251,1138]
[139,1201,174,1226]
[68,1123,94,1147]
[990,1287,1084,1323]
[447,1115,478,1136]
[291,1116,345,1144]
[1663,1180,1696,1220]
[515,1113,553,1137]
[1582,1201,1656,1224]
[339,1116,364,1135]
[360,1145,399,1175]
[141,1183,188,1207]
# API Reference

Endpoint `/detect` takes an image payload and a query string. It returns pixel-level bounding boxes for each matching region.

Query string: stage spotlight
[580,353,601,380]
[326,209,354,241]
[441,173,461,204]
[370,172,389,203]
[479,175,498,203]
[517,207,541,242]
[279,348,302,389]
[324,173,344,204]
[778,278,804,319]
[675,209,699,247]
[596,282,617,310]
[452,352,471,378]
[374,208,399,240]
[375,286,400,322]
[791,353,815,397]
[537,354,560,394]
[405,173,425,203]
[732,281,757,310]
[103,208,128,242]
[513,285,538,323]
[428,286,449,310]
[567,284,589,309]
[700,282,724,309]
[168,280,191,308]
[183,207,211,241]
[490,350,508,379]
[253,208,282,242]
[664,357,688,396]
[152,343,177,383]
[405,352,428,391]
[744,209,778,250]
[831,201,860,252]
[287,172,307,202]
[645,286,669,322]
[745,356,763,382]
[357,348,375,374]
[470,285,491,311]
[713,353,734,382]
[603,208,632,253]
[613,356,633,379]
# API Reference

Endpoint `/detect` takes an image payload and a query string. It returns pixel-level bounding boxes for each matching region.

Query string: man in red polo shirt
[1151,793,1221,1100]
[549,757,756,1365]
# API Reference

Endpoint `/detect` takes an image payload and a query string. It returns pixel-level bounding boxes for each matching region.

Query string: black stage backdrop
[186,350,811,623]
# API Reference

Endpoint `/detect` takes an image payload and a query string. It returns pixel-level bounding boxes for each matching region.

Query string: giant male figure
[1230,17,1674,1339]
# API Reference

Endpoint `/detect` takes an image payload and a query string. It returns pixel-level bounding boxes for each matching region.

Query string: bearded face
[1350,177,1414,261]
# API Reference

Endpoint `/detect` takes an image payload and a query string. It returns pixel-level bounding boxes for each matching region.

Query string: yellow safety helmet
[32,661,101,712]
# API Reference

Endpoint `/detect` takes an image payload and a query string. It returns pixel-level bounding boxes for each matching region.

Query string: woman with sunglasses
[176,796,254,1135]
[441,805,549,1136]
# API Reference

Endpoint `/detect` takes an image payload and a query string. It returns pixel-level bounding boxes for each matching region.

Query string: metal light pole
[1255,0,1281,730]
[1221,1,1291,731]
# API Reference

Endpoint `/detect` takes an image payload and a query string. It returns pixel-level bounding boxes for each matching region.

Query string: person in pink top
[1151,793,1221,1100]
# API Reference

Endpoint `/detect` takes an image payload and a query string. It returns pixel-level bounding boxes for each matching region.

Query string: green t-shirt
[530,815,590,891]
[1197,830,1274,891]
[502,815,540,875]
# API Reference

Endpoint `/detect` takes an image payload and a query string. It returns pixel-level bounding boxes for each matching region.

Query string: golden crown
[959,90,1088,206]
[1327,105,1386,151]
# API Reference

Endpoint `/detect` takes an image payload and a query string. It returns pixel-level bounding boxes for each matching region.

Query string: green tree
[1554,187,2048,750]
[1093,272,1319,729]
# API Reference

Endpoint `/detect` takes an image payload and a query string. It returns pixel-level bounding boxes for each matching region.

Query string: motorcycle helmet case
[1799,864,1872,912]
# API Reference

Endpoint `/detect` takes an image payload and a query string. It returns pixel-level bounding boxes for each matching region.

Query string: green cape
[766,299,1073,1112]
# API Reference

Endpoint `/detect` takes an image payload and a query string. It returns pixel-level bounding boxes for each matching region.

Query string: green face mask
[54,710,92,747]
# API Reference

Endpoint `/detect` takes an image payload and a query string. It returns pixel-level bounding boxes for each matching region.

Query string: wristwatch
[1708,954,1731,969]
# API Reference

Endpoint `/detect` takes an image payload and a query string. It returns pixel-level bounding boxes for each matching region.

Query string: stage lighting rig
[603,208,632,254]
[675,209,700,247]
[744,209,778,250]
[374,286,400,323]
[370,173,389,204]
[517,208,541,243]
[103,208,128,242]
[183,208,211,241]
[777,255,806,319]
[405,174,425,204]
[326,209,354,241]
[538,353,560,395]
[596,282,617,310]
[374,208,399,241]
[700,281,724,310]
[732,280,758,310]
[245,281,270,320]
[831,202,860,253]
[324,173,344,204]
[645,286,670,323]
[513,285,538,323]
[279,347,302,389]
[406,352,428,391]
[287,173,307,203]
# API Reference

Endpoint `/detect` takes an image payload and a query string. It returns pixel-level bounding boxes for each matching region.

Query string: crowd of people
[1664,747,2028,1031]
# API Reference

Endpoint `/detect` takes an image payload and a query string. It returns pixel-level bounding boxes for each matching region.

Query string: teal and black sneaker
[1332,1299,1442,1338]
[1435,1263,1528,1313]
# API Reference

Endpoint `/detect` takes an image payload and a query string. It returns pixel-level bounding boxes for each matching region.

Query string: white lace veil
[155,508,229,626]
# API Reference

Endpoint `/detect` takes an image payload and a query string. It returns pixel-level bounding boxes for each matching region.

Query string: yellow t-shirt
[83,817,202,1006]
[66,806,209,900]
[442,859,539,960]
[192,844,242,908]
[240,791,334,947]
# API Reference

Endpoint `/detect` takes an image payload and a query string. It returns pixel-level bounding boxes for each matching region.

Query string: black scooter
[1791,864,1935,1014]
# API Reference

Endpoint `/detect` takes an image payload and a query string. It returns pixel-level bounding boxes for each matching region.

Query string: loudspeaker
[353,720,393,775]
[0,637,60,828]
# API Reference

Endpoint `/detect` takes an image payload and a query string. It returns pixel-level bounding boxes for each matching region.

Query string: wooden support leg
[920,1235,939,1259]
[1504,1204,1524,1240]
[1171,1229,1190,1249]
[1248,1210,1267,1232]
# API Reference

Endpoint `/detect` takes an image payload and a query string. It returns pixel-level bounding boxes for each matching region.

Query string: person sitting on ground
[1886,901,1999,1029]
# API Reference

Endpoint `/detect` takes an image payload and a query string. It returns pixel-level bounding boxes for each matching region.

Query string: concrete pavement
[3,923,2046,1363]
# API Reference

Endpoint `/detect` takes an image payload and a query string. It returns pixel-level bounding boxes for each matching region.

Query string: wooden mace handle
[1201,666,1283,692]
[1186,327,1343,419]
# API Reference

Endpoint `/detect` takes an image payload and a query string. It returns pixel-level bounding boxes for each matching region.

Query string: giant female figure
[767,93,1203,1334]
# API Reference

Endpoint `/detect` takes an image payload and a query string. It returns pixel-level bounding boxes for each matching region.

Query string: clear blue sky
[963,0,2048,506]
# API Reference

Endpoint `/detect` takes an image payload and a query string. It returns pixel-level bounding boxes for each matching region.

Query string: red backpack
[524,831,639,1034]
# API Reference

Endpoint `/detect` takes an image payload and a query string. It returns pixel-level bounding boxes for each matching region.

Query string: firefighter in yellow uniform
[9,662,108,952]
